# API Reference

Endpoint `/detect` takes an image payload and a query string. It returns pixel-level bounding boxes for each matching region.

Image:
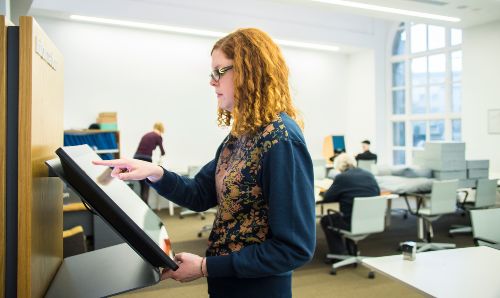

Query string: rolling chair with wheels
[325,196,387,278]
[449,179,498,236]
[404,180,459,252]
[470,208,500,249]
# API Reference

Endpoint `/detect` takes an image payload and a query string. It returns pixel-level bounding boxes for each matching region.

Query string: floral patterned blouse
[151,112,315,289]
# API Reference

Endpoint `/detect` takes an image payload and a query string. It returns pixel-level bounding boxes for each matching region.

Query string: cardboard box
[97,112,117,123]
[423,158,466,171]
[458,179,477,189]
[433,170,467,180]
[425,142,466,153]
[98,112,117,117]
[466,160,489,169]
[467,169,489,179]
[99,123,118,130]
[413,150,427,166]
[424,142,465,161]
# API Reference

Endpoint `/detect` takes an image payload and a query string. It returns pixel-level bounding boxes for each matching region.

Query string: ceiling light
[312,0,461,22]
[69,15,340,52]
[275,39,339,51]
[70,15,226,38]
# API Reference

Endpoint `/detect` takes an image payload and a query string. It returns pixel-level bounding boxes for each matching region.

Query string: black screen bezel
[54,145,178,270]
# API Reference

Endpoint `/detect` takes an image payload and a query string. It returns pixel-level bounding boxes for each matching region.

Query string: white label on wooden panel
[35,36,57,70]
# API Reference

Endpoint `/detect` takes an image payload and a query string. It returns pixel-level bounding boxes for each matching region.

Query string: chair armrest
[326,208,343,217]
[457,189,470,210]
[403,193,427,216]
[324,209,344,232]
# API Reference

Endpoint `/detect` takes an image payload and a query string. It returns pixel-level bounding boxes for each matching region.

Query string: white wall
[285,49,349,160]
[36,16,378,170]
[463,20,500,178]
[0,0,10,21]
[345,50,376,155]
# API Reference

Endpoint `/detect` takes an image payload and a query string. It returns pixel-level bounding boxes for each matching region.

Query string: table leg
[385,199,392,227]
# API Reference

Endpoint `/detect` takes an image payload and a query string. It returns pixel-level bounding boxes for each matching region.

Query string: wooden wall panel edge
[0,15,7,298]
[18,16,65,298]
[30,16,64,298]
[17,15,33,298]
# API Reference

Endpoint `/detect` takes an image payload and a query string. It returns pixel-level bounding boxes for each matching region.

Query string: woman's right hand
[92,158,164,182]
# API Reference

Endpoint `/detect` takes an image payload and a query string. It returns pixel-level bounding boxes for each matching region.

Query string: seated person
[355,140,377,163]
[320,153,380,255]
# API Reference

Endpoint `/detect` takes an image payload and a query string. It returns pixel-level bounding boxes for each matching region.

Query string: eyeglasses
[210,65,233,82]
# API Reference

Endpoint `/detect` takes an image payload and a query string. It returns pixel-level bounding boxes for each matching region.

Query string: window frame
[388,22,462,165]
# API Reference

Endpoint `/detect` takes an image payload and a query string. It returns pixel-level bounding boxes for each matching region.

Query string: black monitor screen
[49,145,178,270]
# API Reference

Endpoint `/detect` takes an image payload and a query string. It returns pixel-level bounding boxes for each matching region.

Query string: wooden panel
[0,15,7,298]
[322,135,334,164]
[18,16,64,298]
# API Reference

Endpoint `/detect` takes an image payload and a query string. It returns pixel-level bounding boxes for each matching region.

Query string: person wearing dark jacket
[133,122,166,203]
[93,28,315,298]
[320,153,380,255]
[355,139,377,163]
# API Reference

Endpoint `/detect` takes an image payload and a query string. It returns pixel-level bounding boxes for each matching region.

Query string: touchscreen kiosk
[49,145,178,270]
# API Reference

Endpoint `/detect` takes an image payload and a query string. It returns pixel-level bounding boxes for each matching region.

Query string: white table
[362,246,500,298]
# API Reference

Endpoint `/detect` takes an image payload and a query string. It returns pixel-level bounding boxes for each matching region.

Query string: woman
[94,28,315,298]
[133,122,166,203]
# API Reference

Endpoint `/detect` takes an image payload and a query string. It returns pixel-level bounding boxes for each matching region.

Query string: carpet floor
[119,200,474,297]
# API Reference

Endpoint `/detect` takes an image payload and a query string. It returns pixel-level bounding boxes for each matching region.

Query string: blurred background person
[320,153,380,255]
[355,139,377,163]
[133,121,166,203]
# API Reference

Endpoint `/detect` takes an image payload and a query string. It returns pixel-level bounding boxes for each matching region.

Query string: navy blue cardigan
[150,113,315,297]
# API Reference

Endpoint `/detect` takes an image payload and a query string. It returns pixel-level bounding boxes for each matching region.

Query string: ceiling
[301,0,500,27]
[25,0,500,29]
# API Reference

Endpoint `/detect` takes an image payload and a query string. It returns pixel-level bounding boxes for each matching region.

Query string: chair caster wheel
[353,263,358,268]
[179,216,184,219]
[330,269,337,275]
[197,232,202,238]
[201,216,206,220]
[368,271,375,279]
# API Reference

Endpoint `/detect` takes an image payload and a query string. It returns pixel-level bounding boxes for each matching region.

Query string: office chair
[470,208,500,249]
[449,179,498,236]
[404,180,459,252]
[325,196,387,278]
[357,159,376,173]
[313,159,335,217]
[176,165,217,237]
[63,225,87,257]
[312,158,327,180]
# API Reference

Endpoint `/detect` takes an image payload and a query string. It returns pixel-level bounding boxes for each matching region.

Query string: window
[390,23,462,165]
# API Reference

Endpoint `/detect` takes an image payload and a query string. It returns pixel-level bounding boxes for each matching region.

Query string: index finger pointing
[92,159,129,167]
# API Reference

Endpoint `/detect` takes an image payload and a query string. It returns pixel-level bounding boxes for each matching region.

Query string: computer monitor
[332,135,346,153]
[47,145,178,270]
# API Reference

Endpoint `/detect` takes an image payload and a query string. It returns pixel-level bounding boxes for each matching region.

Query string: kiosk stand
[44,148,177,297]
[45,243,160,298]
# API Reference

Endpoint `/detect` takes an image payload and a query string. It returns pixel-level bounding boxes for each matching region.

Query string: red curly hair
[212,28,301,136]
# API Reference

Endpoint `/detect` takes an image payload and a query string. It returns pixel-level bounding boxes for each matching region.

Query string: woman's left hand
[162,252,204,282]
